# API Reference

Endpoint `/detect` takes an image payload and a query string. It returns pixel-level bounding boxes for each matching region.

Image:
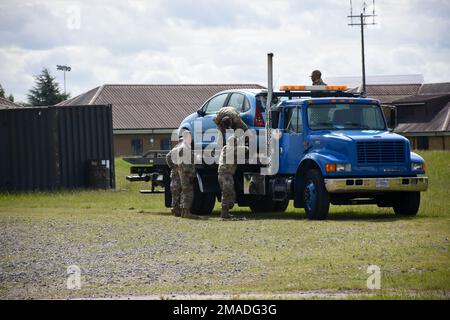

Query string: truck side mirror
[388,106,397,131]
[382,105,397,131]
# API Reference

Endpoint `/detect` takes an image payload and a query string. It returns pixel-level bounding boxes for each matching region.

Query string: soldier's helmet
[220,116,232,129]
[310,70,322,79]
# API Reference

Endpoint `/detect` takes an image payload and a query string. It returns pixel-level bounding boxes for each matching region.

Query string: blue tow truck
[125,56,428,220]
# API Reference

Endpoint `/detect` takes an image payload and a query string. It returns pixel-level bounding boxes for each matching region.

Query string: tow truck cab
[263,88,428,219]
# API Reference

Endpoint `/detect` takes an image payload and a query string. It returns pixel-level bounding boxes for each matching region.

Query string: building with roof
[57,84,264,156]
[347,81,450,150]
[0,97,22,109]
[391,82,450,150]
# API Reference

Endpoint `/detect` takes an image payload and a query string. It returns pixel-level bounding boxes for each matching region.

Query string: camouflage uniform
[312,78,327,86]
[214,106,248,137]
[177,141,197,218]
[166,143,182,217]
[218,136,248,219]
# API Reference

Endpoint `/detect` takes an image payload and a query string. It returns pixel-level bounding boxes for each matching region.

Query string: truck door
[282,107,304,173]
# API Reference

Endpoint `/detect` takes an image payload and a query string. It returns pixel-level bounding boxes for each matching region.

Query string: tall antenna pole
[348,0,376,95]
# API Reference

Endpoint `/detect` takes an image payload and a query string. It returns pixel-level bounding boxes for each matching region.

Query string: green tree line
[1,68,70,107]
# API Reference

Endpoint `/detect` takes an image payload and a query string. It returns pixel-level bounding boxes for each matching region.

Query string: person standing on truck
[217,117,248,221]
[177,131,200,219]
[165,137,183,217]
[310,70,327,86]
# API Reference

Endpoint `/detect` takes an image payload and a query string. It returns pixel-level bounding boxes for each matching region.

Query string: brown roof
[363,84,422,104]
[395,102,450,133]
[0,97,22,109]
[57,84,265,130]
[392,93,450,104]
[418,82,450,95]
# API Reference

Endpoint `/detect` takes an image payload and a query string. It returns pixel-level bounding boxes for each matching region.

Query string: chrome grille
[356,141,405,163]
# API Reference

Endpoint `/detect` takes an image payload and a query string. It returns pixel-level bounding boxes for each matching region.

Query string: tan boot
[172,207,181,217]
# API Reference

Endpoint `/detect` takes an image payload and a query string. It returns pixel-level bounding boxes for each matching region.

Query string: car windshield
[307,103,386,130]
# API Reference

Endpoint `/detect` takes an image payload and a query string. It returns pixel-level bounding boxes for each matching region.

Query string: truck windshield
[307,104,386,130]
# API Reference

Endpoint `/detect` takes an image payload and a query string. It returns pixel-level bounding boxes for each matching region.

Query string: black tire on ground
[273,198,289,212]
[249,196,276,213]
[392,192,420,216]
[303,169,330,220]
[191,178,216,215]
[249,197,289,213]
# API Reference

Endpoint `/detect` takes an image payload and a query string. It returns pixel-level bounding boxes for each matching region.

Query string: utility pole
[348,0,376,95]
[56,65,71,95]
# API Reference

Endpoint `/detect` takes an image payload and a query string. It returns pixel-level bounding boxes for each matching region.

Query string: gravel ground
[0,210,261,299]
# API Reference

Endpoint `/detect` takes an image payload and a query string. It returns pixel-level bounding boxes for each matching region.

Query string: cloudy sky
[0,0,449,102]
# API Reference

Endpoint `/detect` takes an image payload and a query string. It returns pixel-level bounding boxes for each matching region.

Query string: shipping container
[0,105,115,191]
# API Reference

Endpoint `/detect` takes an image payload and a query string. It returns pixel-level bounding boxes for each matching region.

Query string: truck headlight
[336,164,352,172]
[325,163,351,172]
[411,162,425,172]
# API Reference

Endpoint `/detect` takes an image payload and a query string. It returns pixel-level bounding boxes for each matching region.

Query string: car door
[226,92,251,130]
[281,106,304,173]
[195,93,229,147]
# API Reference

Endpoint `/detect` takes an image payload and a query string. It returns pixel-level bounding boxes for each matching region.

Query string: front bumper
[325,176,428,193]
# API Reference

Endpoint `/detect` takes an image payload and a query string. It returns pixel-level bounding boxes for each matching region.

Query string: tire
[249,196,276,213]
[249,197,289,213]
[303,169,330,220]
[273,198,289,212]
[393,192,420,216]
[191,178,216,215]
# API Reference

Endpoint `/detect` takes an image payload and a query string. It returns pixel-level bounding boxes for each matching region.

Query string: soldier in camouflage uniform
[176,131,199,219]
[217,117,248,220]
[166,138,183,217]
[214,106,248,139]
[310,70,327,86]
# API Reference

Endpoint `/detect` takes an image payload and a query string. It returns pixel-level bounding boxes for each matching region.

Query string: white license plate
[376,179,390,188]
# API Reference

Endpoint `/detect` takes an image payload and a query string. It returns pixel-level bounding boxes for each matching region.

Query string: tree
[27,68,70,106]
[0,84,15,102]
[0,84,5,98]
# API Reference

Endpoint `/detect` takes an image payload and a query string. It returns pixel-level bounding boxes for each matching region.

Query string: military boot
[183,209,200,219]
[221,206,233,220]
[172,207,181,217]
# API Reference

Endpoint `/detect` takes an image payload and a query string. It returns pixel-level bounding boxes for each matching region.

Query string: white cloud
[0,0,449,103]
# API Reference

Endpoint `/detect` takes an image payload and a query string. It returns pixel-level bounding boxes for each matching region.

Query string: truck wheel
[249,197,289,213]
[249,196,276,213]
[393,192,420,216]
[273,198,289,212]
[191,179,215,215]
[303,169,330,220]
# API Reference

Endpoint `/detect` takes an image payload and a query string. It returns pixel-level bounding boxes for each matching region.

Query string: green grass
[0,151,449,299]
